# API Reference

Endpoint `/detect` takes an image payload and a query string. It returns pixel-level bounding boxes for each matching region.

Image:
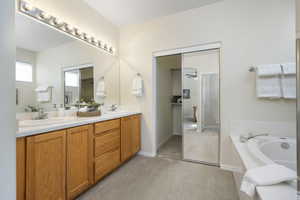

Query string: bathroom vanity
[16,112,141,200]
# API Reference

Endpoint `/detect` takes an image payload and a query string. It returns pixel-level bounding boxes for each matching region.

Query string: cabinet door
[131,115,141,155]
[121,117,132,162]
[121,115,141,162]
[26,130,66,200]
[17,138,26,200]
[94,149,120,182]
[67,125,93,200]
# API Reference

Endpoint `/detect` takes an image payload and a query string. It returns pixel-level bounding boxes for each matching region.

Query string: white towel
[240,164,297,197]
[96,80,106,98]
[281,63,296,75]
[256,75,282,98]
[256,64,282,77]
[36,85,52,102]
[35,85,50,92]
[132,75,143,97]
[37,91,51,102]
[281,63,296,99]
[281,75,296,99]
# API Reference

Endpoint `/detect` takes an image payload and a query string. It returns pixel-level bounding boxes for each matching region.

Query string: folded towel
[37,91,51,102]
[281,63,296,75]
[36,85,52,102]
[132,75,143,97]
[96,80,106,98]
[79,106,88,112]
[282,75,296,99]
[256,75,282,98]
[35,85,50,92]
[256,64,282,77]
[240,164,297,197]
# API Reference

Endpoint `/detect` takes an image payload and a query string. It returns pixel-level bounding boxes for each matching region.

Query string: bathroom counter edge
[16,111,141,138]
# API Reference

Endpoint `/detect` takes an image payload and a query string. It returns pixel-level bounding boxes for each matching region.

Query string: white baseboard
[138,151,156,157]
[221,164,243,173]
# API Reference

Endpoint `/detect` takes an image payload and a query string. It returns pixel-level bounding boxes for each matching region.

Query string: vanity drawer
[94,119,120,135]
[94,129,120,157]
[94,149,120,182]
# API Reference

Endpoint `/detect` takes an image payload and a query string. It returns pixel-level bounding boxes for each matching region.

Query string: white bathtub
[247,136,296,171]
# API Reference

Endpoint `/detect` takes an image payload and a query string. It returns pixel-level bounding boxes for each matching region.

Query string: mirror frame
[62,63,94,107]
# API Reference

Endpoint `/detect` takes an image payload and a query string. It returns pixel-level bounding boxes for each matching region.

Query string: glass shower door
[182,49,220,165]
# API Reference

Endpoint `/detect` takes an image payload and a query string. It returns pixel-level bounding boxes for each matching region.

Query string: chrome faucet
[110,104,118,111]
[240,132,269,143]
[34,107,48,120]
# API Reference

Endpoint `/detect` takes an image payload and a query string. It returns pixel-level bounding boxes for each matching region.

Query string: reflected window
[16,61,33,82]
[65,71,79,87]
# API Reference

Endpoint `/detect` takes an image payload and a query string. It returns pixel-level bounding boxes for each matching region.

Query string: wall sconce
[18,0,115,55]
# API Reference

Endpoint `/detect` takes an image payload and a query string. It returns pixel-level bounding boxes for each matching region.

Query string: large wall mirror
[16,12,120,113]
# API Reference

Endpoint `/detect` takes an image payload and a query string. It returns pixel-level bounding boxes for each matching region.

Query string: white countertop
[16,111,141,138]
[230,135,297,200]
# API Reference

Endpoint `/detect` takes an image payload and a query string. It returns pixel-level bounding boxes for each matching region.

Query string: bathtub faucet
[240,132,269,143]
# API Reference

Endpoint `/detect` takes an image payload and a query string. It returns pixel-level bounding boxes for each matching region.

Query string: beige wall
[36,40,120,110]
[26,0,119,53]
[156,56,174,147]
[16,48,37,112]
[119,0,296,165]
[171,69,182,135]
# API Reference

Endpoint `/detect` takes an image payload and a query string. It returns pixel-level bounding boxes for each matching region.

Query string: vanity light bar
[18,0,115,55]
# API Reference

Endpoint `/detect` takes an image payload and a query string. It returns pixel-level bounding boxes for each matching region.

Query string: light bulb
[63,24,73,32]
[103,44,108,50]
[81,33,88,40]
[97,41,102,48]
[109,47,114,54]
[38,11,51,21]
[21,1,35,12]
[90,37,96,44]
[72,28,80,36]
[51,17,64,27]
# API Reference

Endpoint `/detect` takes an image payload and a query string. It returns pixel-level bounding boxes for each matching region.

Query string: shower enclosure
[200,73,219,132]
[182,49,220,165]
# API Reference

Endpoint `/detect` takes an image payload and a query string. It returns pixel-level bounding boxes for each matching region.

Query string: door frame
[152,42,222,165]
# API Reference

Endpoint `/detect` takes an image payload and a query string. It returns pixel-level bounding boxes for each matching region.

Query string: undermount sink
[104,110,125,114]
[19,117,76,128]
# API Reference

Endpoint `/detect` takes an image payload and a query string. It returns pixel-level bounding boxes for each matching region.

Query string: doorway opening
[156,54,183,160]
[154,43,221,166]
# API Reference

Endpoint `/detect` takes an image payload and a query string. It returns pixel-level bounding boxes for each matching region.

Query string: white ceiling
[84,0,222,26]
[16,13,74,52]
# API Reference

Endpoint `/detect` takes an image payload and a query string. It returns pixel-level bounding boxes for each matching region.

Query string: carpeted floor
[77,156,239,200]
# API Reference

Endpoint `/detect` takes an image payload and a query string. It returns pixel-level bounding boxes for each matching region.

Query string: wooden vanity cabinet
[17,138,26,200]
[121,114,141,162]
[94,119,121,182]
[67,125,94,200]
[131,115,141,155]
[18,115,141,200]
[26,130,67,200]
